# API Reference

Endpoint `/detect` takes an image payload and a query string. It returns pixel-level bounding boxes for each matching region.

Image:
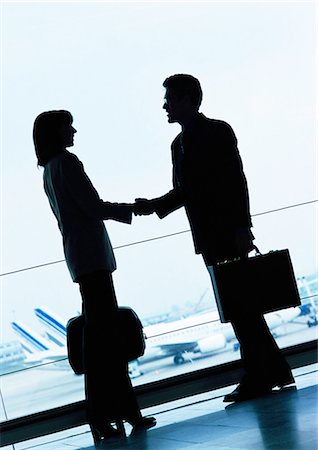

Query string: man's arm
[134,189,183,217]
[134,136,184,217]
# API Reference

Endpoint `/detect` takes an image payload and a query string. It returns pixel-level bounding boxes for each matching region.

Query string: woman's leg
[79,270,141,428]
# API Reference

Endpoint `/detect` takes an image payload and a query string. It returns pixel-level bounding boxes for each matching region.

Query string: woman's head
[33,110,76,166]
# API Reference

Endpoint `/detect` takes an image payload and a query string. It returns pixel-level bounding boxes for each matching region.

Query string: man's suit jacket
[154,113,253,262]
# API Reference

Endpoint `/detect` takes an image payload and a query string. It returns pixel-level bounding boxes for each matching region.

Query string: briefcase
[66,307,146,375]
[209,248,301,323]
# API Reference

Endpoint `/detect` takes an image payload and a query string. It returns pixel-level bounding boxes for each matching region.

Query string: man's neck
[180,111,200,131]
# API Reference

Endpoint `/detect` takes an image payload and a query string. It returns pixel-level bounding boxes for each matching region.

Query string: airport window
[1,1,316,425]
[1,204,317,421]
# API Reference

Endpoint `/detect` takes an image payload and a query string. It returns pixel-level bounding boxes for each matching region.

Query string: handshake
[133,198,157,216]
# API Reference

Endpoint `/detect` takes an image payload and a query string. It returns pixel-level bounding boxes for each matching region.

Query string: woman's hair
[33,110,73,166]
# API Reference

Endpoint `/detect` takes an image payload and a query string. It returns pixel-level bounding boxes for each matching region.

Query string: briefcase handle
[249,244,261,256]
[217,244,262,265]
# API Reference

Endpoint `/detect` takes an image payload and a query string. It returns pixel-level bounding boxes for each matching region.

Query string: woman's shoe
[129,416,156,433]
[90,423,125,448]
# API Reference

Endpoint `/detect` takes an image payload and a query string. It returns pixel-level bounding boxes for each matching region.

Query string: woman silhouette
[33,110,155,447]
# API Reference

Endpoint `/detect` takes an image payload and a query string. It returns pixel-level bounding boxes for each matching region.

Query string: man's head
[162,74,202,126]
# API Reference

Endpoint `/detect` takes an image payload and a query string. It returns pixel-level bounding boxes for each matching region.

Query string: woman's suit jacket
[43,150,132,282]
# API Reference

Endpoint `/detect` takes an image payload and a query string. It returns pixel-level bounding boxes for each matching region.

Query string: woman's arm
[62,152,133,224]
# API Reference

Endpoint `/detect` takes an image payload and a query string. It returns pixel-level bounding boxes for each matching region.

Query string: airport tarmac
[0,320,316,423]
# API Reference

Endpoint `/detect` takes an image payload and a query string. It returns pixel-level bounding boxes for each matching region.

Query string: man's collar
[182,112,203,132]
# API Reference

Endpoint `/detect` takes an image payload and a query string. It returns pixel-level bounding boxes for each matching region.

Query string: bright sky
[1,1,317,342]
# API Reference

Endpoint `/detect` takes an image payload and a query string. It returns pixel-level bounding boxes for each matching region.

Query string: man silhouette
[135,74,294,402]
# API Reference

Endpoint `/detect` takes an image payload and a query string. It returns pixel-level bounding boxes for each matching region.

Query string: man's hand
[235,228,255,258]
[134,198,156,216]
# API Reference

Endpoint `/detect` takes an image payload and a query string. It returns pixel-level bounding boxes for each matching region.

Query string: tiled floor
[6,364,318,450]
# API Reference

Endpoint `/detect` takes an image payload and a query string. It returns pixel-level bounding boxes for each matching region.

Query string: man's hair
[163,74,202,109]
[33,110,73,166]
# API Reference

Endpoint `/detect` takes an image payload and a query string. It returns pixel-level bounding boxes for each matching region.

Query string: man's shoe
[271,374,295,389]
[223,383,272,403]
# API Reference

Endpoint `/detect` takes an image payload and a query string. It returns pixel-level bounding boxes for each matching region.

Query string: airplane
[33,307,144,378]
[34,307,68,347]
[33,306,227,365]
[12,311,142,377]
[142,310,226,364]
[141,272,318,365]
[32,304,306,367]
[11,320,68,365]
[142,306,303,365]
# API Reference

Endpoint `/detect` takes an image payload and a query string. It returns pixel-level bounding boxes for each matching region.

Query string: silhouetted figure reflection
[33,110,155,447]
[134,74,294,403]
